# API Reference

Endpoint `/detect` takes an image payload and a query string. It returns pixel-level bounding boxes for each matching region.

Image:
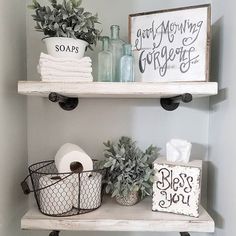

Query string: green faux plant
[28,0,100,49]
[101,137,160,200]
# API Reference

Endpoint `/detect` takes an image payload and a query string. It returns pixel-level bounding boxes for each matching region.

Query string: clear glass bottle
[110,25,124,82]
[98,36,112,82]
[120,44,134,82]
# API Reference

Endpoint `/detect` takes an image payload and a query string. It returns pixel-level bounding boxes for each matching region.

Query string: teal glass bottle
[98,36,112,82]
[110,25,124,82]
[120,44,134,82]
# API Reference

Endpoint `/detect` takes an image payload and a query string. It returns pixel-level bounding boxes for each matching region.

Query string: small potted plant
[101,137,160,206]
[28,0,100,58]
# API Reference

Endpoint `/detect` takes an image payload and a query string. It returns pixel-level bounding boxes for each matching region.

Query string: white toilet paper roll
[55,143,93,173]
[39,174,73,215]
[67,173,80,208]
[73,172,102,209]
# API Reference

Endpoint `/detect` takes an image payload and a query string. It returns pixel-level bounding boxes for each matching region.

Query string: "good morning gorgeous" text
[133,19,203,77]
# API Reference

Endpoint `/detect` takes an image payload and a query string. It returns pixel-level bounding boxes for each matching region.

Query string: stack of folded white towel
[37,53,93,82]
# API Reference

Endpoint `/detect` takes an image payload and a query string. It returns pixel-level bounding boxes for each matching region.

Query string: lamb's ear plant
[101,137,160,200]
[28,0,101,50]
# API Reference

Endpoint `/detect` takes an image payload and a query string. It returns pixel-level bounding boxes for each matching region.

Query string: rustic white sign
[152,159,201,217]
[129,5,211,82]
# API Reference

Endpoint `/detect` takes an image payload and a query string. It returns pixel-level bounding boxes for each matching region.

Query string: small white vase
[43,37,88,59]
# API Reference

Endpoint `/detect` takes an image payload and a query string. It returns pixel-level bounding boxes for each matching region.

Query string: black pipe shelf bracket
[48,231,190,236]
[48,92,192,111]
[49,92,79,111]
[160,93,193,111]
[180,232,191,236]
[49,231,60,236]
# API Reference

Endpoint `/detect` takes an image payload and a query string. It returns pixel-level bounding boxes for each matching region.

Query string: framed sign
[129,5,211,82]
[152,158,202,217]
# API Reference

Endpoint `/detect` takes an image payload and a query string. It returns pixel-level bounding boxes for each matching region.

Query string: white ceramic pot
[43,37,89,59]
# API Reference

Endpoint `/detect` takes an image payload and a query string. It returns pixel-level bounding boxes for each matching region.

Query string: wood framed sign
[152,158,202,217]
[129,5,211,82]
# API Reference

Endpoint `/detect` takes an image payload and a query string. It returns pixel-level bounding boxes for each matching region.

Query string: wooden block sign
[152,158,202,217]
[129,5,211,82]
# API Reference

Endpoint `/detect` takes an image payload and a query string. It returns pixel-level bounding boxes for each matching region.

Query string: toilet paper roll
[55,143,93,173]
[39,174,73,215]
[73,172,102,209]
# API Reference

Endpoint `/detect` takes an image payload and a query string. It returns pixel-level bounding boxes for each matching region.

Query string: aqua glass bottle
[98,36,112,82]
[120,44,134,82]
[110,25,124,82]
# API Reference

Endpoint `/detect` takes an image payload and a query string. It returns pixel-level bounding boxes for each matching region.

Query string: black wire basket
[21,160,107,217]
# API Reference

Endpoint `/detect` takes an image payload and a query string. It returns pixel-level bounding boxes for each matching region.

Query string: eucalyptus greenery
[28,0,100,49]
[101,137,160,200]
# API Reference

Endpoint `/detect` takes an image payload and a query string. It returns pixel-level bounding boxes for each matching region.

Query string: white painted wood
[21,197,214,232]
[129,5,211,82]
[18,81,218,98]
[156,158,203,168]
[153,158,202,217]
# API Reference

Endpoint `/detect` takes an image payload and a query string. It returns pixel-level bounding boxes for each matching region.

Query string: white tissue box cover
[152,158,202,217]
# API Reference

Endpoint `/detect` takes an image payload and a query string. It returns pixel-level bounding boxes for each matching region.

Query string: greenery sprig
[101,137,160,199]
[28,0,101,50]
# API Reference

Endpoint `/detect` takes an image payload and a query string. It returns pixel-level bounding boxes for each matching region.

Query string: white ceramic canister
[43,37,89,59]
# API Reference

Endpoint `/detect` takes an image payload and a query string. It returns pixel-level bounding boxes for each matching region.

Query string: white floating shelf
[21,197,214,233]
[18,81,218,99]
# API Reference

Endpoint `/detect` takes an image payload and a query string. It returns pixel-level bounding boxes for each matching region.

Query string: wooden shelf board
[21,197,214,233]
[18,81,218,99]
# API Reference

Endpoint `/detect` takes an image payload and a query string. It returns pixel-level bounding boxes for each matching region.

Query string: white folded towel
[39,60,92,69]
[40,69,92,78]
[37,64,93,74]
[40,52,92,64]
[40,61,92,69]
[38,53,93,82]
[41,76,93,82]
